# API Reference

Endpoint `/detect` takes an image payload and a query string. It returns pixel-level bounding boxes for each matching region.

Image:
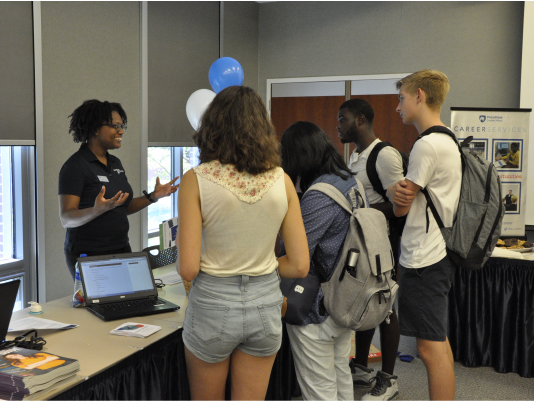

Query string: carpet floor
[292,333,534,400]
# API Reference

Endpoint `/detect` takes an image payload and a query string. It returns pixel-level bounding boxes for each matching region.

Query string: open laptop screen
[78,253,156,303]
[0,280,20,344]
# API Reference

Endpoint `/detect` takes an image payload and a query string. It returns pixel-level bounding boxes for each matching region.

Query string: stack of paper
[491,247,524,259]
[110,322,161,338]
[8,317,78,333]
[154,271,182,285]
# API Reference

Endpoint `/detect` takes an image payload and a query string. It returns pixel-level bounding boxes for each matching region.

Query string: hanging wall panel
[148,2,219,145]
[0,2,35,143]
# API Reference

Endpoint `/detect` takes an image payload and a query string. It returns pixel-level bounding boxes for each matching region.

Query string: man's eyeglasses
[101,123,127,132]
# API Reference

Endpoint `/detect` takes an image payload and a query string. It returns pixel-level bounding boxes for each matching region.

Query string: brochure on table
[159,217,178,251]
[451,108,532,237]
[110,322,161,338]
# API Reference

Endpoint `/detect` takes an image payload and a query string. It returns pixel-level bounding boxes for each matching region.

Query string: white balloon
[186,89,216,130]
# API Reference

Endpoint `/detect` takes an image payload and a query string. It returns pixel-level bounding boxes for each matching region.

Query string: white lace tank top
[194,160,288,277]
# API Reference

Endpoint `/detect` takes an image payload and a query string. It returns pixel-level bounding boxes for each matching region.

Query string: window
[147,147,199,246]
[0,146,35,311]
[0,147,14,261]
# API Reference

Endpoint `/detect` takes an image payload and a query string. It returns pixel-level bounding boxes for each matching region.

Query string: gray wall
[223,1,260,91]
[0,2,34,142]
[258,1,524,126]
[40,1,260,302]
[41,2,142,301]
[36,1,525,301]
[147,1,259,146]
[148,2,219,145]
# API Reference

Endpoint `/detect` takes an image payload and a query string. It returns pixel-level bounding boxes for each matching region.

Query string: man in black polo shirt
[59,100,178,280]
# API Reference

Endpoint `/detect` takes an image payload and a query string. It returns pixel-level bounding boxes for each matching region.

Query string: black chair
[142,245,178,269]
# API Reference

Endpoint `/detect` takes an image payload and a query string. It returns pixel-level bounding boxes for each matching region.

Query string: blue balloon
[209,57,244,93]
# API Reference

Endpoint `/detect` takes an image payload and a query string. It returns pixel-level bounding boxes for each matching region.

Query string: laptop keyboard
[97,298,166,311]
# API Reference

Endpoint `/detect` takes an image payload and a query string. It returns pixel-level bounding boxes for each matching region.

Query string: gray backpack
[418,126,504,270]
[308,181,398,331]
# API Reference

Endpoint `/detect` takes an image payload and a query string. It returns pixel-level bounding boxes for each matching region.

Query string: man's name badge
[98,176,109,182]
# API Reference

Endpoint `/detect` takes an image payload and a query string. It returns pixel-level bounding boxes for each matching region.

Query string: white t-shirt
[400,132,462,269]
[348,139,405,205]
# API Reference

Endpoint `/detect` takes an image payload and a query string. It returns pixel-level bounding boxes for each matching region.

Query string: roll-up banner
[451,108,532,237]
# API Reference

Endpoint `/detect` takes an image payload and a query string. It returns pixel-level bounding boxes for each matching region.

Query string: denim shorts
[398,255,456,341]
[182,270,283,363]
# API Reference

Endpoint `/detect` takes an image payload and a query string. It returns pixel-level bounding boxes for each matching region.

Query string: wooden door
[271,96,346,155]
[271,94,419,156]
[351,95,419,155]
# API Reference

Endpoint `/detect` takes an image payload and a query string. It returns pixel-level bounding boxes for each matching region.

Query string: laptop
[0,280,20,348]
[77,252,180,321]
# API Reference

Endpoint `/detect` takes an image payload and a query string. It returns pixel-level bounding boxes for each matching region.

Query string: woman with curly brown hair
[179,86,309,400]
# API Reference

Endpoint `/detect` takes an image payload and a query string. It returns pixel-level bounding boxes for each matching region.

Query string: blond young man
[386,70,461,400]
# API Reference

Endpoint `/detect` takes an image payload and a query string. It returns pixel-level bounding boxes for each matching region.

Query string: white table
[7,265,299,400]
[7,265,189,399]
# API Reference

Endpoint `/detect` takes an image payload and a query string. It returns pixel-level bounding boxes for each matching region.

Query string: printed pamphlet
[110,322,162,338]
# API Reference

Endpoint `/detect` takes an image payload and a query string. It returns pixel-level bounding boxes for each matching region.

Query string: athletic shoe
[361,370,399,401]
[349,359,374,387]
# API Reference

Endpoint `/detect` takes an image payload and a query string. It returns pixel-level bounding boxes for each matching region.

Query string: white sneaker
[361,371,399,401]
[349,360,374,387]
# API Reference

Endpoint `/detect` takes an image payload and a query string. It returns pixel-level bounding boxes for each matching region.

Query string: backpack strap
[365,142,409,242]
[304,180,366,276]
[366,142,392,201]
[305,179,365,316]
[307,179,366,213]
[421,188,444,230]
[366,142,409,201]
[416,125,462,153]
[350,178,367,209]
[417,125,454,139]
[417,126,461,233]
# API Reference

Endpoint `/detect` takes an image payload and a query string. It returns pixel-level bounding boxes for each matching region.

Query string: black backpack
[417,126,504,270]
[366,142,409,267]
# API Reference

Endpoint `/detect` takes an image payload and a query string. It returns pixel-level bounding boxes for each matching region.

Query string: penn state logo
[113,168,124,175]
[479,115,486,123]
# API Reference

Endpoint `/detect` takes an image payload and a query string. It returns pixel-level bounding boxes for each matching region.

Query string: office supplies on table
[9,317,78,333]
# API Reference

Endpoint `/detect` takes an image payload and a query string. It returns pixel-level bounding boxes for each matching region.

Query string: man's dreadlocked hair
[68,99,127,143]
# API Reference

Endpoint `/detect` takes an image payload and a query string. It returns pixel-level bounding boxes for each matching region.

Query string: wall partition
[40,1,142,302]
[521,2,534,225]
[147,2,219,147]
[143,2,259,246]
[34,1,259,302]
[0,2,37,307]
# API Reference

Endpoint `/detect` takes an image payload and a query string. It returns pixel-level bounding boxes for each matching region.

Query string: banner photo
[451,108,531,237]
